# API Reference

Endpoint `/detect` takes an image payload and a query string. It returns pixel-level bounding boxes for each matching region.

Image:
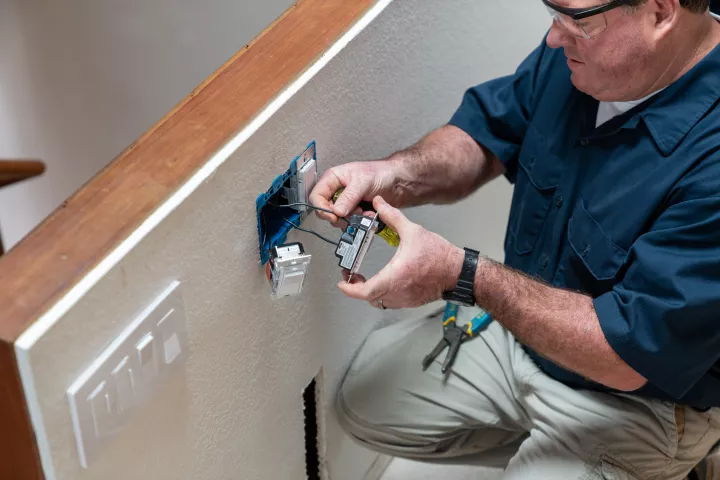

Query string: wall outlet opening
[303,369,326,480]
[256,141,317,264]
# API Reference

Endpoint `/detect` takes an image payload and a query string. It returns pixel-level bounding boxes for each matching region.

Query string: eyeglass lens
[545,6,608,38]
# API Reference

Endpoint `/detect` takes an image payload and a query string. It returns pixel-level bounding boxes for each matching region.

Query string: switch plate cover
[67,280,188,468]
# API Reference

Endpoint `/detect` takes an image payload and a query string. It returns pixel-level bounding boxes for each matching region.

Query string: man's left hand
[338,196,465,309]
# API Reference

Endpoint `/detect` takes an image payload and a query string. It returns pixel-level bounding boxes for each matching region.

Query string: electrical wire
[283,218,337,246]
[268,201,349,224]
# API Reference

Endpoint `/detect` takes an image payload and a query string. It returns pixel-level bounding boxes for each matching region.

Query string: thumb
[373,196,410,237]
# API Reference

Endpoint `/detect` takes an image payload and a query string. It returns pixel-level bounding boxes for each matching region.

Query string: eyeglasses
[542,0,634,39]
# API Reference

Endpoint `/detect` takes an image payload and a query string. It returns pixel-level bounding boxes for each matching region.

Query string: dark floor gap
[303,377,320,480]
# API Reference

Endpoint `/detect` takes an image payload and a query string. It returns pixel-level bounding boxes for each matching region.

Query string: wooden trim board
[0,342,44,480]
[0,0,378,477]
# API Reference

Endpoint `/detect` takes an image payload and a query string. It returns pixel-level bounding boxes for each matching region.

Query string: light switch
[110,356,135,414]
[67,280,188,468]
[280,270,305,295]
[135,333,157,383]
[136,334,154,365]
[87,381,114,437]
[163,333,182,364]
[156,308,189,365]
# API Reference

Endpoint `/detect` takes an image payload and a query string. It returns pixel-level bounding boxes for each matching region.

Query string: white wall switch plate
[67,280,189,468]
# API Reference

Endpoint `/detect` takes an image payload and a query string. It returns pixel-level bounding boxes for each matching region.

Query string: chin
[570,73,592,95]
[570,73,605,101]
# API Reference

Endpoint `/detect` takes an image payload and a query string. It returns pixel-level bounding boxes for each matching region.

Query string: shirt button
[582,245,590,257]
[540,255,549,269]
[555,196,563,208]
[580,139,590,147]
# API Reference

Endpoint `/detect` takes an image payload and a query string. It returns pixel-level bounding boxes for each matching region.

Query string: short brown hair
[627,0,710,13]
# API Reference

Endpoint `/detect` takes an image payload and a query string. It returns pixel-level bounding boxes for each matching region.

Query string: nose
[546,20,573,49]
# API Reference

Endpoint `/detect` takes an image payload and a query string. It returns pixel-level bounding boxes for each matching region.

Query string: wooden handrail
[0,160,45,188]
[0,1,377,478]
[0,160,45,256]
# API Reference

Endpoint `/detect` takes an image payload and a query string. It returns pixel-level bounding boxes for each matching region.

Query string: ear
[650,0,680,33]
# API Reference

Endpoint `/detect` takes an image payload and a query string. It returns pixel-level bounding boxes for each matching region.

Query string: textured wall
[0,0,294,249]
[19,1,549,479]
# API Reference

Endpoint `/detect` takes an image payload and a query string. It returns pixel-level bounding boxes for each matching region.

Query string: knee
[333,329,448,459]
[334,355,396,449]
[334,319,425,443]
[335,373,439,459]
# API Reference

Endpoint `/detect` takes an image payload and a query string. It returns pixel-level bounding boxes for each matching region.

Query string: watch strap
[442,248,478,306]
[456,248,478,300]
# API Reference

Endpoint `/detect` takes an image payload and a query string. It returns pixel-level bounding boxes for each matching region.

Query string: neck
[638,14,720,98]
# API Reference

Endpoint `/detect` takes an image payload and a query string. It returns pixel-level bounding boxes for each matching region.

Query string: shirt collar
[639,42,720,156]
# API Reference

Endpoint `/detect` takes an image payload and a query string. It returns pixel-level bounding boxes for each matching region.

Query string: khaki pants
[336,308,720,479]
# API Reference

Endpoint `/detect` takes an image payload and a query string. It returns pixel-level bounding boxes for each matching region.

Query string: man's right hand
[310,125,500,227]
[309,160,400,228]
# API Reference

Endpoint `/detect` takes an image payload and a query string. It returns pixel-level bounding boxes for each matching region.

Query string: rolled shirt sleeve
[595,194,720,399]
[448,38,551,184]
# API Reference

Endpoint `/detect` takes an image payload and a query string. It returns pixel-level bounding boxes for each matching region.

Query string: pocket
[600,455,645,480]
[675,406,720,457]
[565,199,628,296]
[508,128,564,256]
[675,404,686,446]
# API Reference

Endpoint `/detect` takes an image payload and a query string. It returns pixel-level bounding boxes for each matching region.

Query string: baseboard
[363,455,393,480]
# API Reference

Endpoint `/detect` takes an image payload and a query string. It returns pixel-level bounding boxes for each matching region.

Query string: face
[546,0,661,101]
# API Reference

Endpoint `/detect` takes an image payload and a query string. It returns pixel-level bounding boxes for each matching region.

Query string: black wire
[284,218,337,246]
[268,201,349,224]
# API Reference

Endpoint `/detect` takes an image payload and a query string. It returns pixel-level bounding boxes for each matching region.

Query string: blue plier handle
[442,302,493,338]
[422,302,493,374]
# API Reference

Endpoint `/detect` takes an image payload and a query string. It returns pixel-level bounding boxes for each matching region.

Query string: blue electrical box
[256,141,318,264]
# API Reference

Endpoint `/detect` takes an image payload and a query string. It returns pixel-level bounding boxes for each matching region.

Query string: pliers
[421,302,493,374]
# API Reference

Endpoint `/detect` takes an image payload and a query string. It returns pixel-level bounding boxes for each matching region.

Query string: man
[310,0,720,478]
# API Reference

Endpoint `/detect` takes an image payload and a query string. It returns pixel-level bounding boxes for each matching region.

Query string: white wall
[0,0,294,249]
[15,1,550,479]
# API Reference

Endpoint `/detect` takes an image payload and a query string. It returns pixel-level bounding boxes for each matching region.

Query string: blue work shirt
[449,37,720,410]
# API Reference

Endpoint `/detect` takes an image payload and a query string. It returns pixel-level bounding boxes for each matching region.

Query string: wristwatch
[442,247,479,307]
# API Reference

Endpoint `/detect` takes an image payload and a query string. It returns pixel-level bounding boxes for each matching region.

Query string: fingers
[341,269,362,283]
[339,274,391,309]
[333,186,364,218]
[338,272,368,300]
[338,269,391,301]
[327,207,363,229]
[309,169,344,223]
[328,217,348,229]
[373,196,410,237]
[310,166,373,227]
[369,298,395,310]
[338,259,396,302]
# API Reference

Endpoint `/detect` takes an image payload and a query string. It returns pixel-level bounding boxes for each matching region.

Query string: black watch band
[442,248,479,307]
